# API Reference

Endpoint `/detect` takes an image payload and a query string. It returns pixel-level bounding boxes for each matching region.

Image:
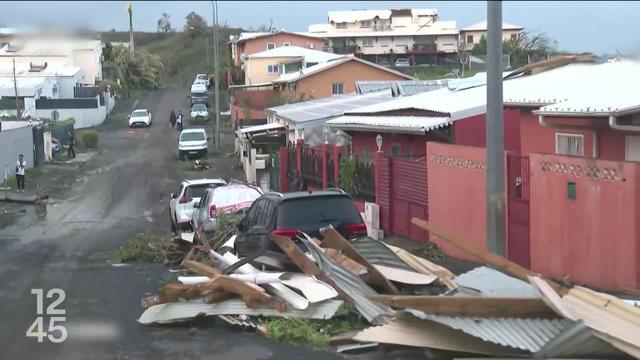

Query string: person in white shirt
[15,154,26,192]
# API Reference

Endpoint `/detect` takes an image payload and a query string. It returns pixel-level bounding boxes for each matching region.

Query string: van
[190,83,208,106]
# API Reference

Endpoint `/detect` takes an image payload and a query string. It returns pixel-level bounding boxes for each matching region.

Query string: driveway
[0,89,355,360]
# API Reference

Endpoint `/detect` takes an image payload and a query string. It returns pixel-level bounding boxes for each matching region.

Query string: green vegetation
[472,31,561,68]
[411,242,447,260]
[261,304,366,348]
[113,232,169,263]
[102,43,164,97]
[3,167,44,189]
[80,130,99,149]
[209,211,244,249]
[339,154,357,197]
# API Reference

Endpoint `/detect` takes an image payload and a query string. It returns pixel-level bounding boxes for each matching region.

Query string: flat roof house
[230,31,325,67]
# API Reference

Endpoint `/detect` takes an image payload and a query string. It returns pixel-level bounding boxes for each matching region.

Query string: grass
[2,167,45,189]
[113,232,169,263]
[408,66,481,80]
[261,304,366,348]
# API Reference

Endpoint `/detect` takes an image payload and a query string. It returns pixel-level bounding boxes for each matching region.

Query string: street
[0,89,352,360]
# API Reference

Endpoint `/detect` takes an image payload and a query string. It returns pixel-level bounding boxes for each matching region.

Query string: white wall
[0,125,34,179]
[436,35,459,53]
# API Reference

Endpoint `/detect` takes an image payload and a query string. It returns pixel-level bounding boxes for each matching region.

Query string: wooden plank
[182,260,220,278]
[371,294,559,318]
[212,275,285,312]
[411,217,568,295]
[384,243,457,290]
[319,227,399,294]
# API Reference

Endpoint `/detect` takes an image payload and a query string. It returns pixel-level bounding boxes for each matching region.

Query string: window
[305,43,314,49]
[510,33,518,41]
[336,22,347,29]
[266,42,276,50]
[360,20,371,28]
[391,143,401,157]
[466,35,474,44]
[323,40,330,47]
[267,64,279,74]
[555,133,584,156]
[360,147,370,159]
[362,38,373,47]
[331,82,344,95]
[282,42,290,47]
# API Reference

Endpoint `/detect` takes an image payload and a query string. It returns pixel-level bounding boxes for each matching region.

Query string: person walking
[68,131,76,159]
[15,154,26,193]
[169,110,176,128]
[176,111,184,133]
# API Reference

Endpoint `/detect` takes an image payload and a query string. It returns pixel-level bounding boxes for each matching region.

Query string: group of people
[169,110,184,133]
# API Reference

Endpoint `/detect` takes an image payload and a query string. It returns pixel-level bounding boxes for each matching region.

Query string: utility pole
[486,1,505,256]
[212,0,221,150]
[128,2,135,59]
[13,58,21,120]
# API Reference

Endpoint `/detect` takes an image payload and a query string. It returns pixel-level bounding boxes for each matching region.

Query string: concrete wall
[358,36,413,55]
[350,131,433,159]
[293,59,409,99]
[245,56,294,85]
[529,153,640,290]
[0,125,34,178]
[426,142,489,261]
[454,108,521,152]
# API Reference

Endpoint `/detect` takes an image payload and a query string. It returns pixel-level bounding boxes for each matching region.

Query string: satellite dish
[229,35,235,41]
[51,110,60,122]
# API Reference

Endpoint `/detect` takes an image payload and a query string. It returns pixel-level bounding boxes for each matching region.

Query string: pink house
[231,31,325,67]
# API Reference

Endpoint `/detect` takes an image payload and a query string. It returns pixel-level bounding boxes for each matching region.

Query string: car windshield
[192,104,207,112]
[277,196,362,229]
[132,110,147,117]
[185,184,212,198]
[180,132,206,141]
[197,75,207,80]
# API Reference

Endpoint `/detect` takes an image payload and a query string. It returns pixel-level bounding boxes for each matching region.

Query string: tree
[255,19,275,32]
[471,31,557,67]
[184,11,208,34]
[157,13,173,33]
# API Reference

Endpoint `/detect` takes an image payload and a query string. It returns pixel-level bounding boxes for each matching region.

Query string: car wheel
[170,211,177,232]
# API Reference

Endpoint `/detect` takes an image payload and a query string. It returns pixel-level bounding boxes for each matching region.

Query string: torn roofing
[137,298,344,325]
[298,235,394,324]
[351,237,417,272]
[454,266,541,298]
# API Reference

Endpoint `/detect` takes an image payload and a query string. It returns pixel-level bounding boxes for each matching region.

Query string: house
[460,20,524,51]
[244,46,343,85]
[273,55,413,100]
[0,63,86,98]
[0,38,103,84]
[230,31,325,67]
[307,8,459,65]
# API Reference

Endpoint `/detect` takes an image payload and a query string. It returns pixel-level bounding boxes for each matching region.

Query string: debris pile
[135,218,640,357]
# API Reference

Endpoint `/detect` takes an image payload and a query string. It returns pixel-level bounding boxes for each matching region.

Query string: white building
[459,20,524,51]
[307,8,459,66]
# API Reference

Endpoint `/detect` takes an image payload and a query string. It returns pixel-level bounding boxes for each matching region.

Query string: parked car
[178,128,209,160]
[190,83,208,107]
[193,79,207,87]
[195,73,208,81]
[128,109,152,127]
[395,58,410,67]
[192,183,263,236]
[169,178,227,231]
[234,189,366,257]
[190,103,209,121]
[51,137,61,152]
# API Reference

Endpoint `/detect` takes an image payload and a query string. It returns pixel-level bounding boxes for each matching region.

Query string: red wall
[425,142,491,261]
[529,153,640,290]
[453,108,521,152]
[350,131,436,158]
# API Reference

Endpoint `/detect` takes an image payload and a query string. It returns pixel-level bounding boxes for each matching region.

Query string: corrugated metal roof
[454,266,541,298]
[351,237,417,272]
[267,91,393,124]
[356,80,449,96]
[407,309,573,353]
[275,56,413,83]
[326,115,451,133]
[138,298,344,325]
[299,234,394,324]
[535,321,627,358]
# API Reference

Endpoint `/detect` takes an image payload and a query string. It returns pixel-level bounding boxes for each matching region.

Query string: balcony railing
[332,45,360,54]
[412,43,437,53]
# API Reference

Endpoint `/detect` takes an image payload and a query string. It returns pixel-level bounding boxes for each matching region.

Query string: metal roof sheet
[275,56,413,83]
[454,266,541,298]
[351,237,417,272]
[299,234,394,324]
[267,91,393,124]
[356,79,449,96]
[535,321,628,358]
[138,298,344,325]
[238,122,285,134]
[326,115,451,133]
[407,309,573,353]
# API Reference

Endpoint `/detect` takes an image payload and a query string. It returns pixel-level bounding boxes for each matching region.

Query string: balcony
[412,43,437,54]
[332,45,360,54]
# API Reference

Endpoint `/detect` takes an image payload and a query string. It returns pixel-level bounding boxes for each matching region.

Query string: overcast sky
[1,1,639,54]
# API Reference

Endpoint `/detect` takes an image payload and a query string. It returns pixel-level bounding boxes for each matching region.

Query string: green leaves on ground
[411,241,447,260]
[113,232,169,263]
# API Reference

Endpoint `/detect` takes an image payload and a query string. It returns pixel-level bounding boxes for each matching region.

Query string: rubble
[133,214,640,358]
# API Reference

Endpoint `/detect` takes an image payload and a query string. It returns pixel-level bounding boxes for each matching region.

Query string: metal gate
[32,127,45,167]
[506,154,531,268]
[269,153,279,192]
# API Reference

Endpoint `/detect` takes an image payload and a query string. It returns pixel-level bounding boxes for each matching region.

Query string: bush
[81,131,99,149]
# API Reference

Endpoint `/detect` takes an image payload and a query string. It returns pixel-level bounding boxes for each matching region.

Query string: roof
[275,55,414,83]
[247,46,343,63]
[182,178,226,186]
[266,91,393,124]
[263,189,351,200]
[534,90,640,116]
[0,76,48,96]
[462,20,524,31]
[326,115,451,134]
[306,22,458,37]
[234,31,321,44]
[453,266,541,298]
[356,79,449,96]
[328,10,392,23]
[0,64,82,78]
[238,122,285,134]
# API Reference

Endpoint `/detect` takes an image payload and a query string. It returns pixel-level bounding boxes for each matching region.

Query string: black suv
[234,189,366,257]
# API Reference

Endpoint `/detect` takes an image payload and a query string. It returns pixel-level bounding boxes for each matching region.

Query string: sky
[0,1,639,55]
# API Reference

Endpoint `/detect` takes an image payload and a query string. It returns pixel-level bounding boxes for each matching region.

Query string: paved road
[0,89,356,360]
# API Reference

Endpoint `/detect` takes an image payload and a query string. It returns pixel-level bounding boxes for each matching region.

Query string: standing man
[68,131,76,159]
[15,154,26,193]
[176,111,184,133]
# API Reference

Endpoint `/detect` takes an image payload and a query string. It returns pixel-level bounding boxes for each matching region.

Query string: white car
[395,58,410,67]
[193,79,207,87]
[129,109,152,127]
[195,74,208,81]
[190,103,209,120]
[178,128,208,160]
[170,178,227,231]
[191,183,262,236]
